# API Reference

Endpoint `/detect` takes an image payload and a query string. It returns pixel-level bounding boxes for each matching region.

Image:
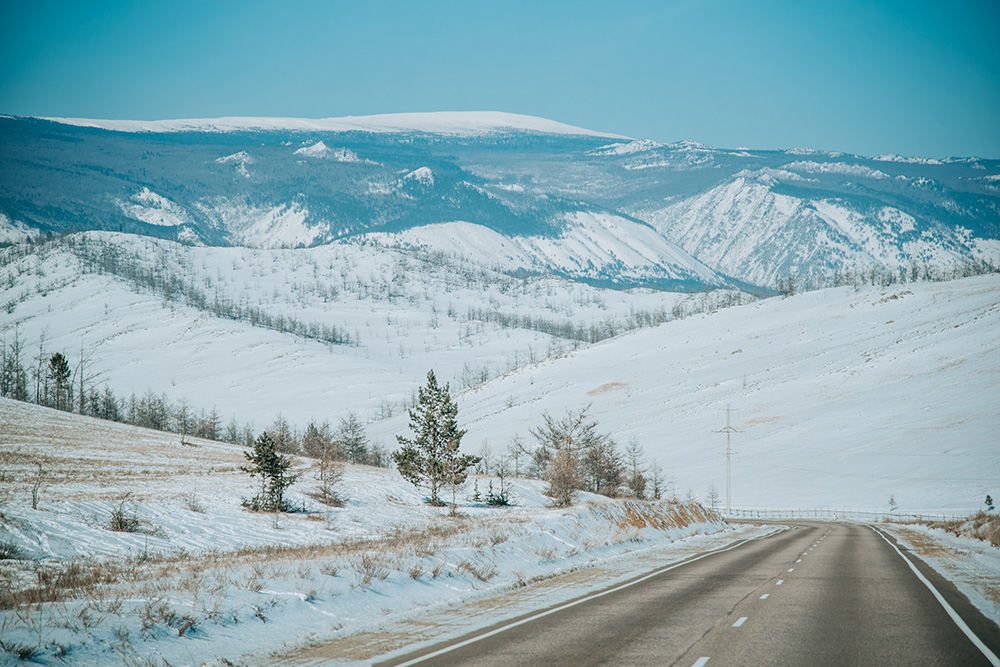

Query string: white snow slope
[43,111,627,138]
[636,170,999,287]
[2,233,996,513]
[360,212,723,284]
[0,398,731,665]
[369,274,1000,514]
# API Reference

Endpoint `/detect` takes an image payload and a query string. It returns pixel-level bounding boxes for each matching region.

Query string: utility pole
[718,404,741,516]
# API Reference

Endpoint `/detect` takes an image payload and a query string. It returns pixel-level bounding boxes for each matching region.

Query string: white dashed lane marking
[733,617,748,627]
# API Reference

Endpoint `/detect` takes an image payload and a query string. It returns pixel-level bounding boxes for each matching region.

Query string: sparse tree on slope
[336,412,368,464]
[545,444,580,507]
[532,406,622,502]
[393,370,478,506]
[303,421,343,506]
[48,352,72,411]
[241,432,298,512]
[0,327,28,401]
[624,436,647,499]
[648,461,665,500]
[706,483,720,511]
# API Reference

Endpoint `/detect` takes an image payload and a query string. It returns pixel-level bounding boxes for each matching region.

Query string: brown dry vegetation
[593,499,718,532]
[926,511,1000,548]
[0,399,248,501]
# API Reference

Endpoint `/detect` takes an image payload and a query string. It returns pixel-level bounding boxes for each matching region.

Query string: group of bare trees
[525,407,666,506]
[466,407,670,508]
[265,413,388,467]
[776,258,1000,296]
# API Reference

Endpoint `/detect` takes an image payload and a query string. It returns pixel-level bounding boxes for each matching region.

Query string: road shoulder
[878,523,1000,656]
[271,524,777,666]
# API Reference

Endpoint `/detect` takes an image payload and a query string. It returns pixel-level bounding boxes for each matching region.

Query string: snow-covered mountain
[2,113,996,290]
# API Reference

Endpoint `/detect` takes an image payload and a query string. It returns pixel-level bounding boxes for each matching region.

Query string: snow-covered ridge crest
[590,138,664,156]
[42,111,627,138]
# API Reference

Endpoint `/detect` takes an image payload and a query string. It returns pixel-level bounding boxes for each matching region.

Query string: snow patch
[874,153,943,165]
[591,138,664,156]
[0,212,41,244]
[116,187,194,227]
[216,151,252,178]
[403,166,435,186]
[786,161,890,180]
[294,141,331,158]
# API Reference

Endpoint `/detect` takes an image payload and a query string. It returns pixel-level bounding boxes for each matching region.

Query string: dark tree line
[776,258,1000,296]
[0,328,390,470]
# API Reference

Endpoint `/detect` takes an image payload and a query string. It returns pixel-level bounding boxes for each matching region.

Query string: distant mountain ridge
[1,113,997,290]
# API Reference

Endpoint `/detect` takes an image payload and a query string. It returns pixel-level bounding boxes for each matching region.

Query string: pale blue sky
[1,0,998,158]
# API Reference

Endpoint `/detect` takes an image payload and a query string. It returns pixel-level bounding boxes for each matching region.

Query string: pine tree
[48,352,71,411]
[268,414,298,454]
[336,412,368,464]
[241,432,298,512]
[532,407,620,502]
[393,370,478,506]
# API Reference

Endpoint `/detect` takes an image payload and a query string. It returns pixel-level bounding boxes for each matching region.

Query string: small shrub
[350,552,390,588]
[108,498,141,533]
[457,558,497,582]
[182,494,206,514]
[0,640,36,659]
[0,541,25,560]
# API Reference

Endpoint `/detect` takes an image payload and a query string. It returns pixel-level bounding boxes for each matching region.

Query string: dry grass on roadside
[926,511,1000,548]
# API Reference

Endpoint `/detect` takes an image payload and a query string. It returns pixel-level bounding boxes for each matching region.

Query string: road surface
[378,521,1000,666]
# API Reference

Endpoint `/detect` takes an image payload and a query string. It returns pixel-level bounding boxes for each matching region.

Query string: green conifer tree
[241,432,298,511]
[393,370,478,505]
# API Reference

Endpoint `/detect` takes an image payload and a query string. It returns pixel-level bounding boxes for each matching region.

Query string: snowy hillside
[1,232,732,428]
[367,275,1000,514]
[0,397,734,666]
[360,212,725,286]
[634,167,999,287]
[42,111,625,137]
[1,113,997,290]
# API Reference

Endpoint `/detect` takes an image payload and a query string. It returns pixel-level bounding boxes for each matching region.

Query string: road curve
[377,521,1000,667]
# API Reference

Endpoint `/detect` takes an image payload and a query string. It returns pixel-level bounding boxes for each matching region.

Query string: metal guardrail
[722,508,962,523]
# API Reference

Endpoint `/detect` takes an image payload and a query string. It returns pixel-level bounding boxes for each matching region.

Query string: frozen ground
[0,398,730,666]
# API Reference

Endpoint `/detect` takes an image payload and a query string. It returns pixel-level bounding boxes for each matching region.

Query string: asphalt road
[379,522,1000,667]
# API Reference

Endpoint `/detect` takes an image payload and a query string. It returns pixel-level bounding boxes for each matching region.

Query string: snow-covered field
[2,232,996,513]
[368,274,1000,513]
[0,398,732,666]
[0,232,727,427]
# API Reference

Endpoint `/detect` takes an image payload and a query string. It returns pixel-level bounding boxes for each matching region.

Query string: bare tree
[303,421,343,506]
[624,436,647,499]
[706,483,720,511]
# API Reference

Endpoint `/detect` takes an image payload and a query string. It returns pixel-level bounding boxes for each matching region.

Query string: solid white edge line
[869,525,1000,667]
[389,527,787,666]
